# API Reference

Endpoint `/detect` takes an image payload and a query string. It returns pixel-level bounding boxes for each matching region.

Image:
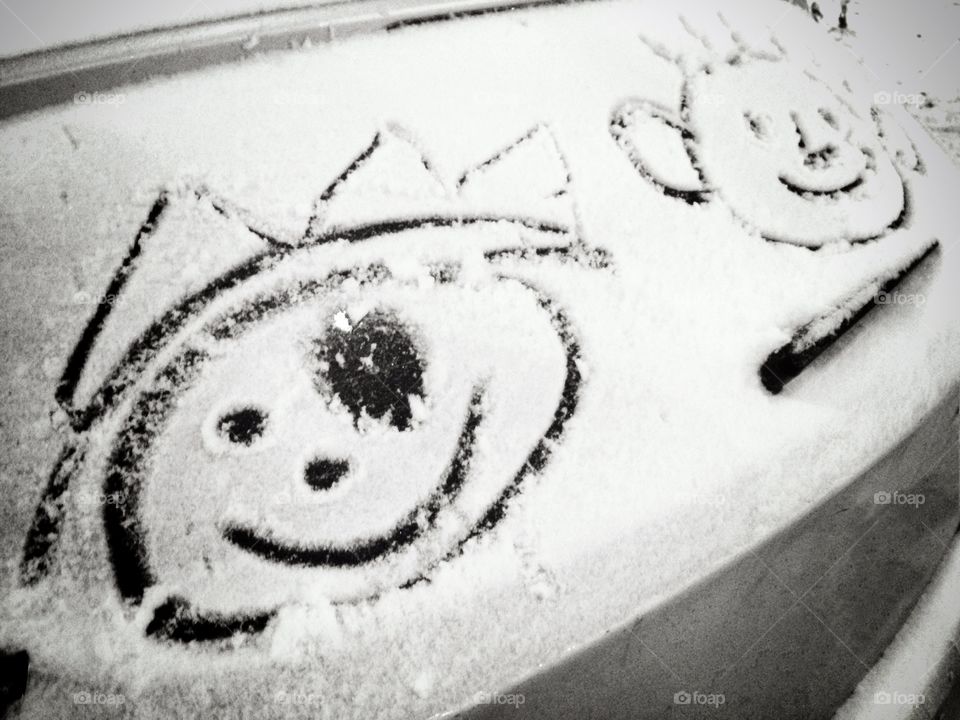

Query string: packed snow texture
[1,0,959,718]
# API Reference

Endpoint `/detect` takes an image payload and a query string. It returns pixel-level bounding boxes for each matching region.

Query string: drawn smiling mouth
[220,385,485,568]
[778,145,880,198]
[778,173,865,198]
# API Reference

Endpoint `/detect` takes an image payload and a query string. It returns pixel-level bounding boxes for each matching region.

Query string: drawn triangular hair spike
[55,184,276,432]
[639,14,724,74]
[29,184,278,587]
[716,9,787,64]
[54,190,170,430]
[191,182,289,247]
[457,124,571,201]
[678,14,714,52]
[638,32,682,68]
[638,30,708,78]
[304,125,447,241]
[645,10,789,75]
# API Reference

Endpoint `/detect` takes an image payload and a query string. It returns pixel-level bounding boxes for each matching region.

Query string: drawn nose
[303,457,349,491]
[803,143,839,170]
[792,110,837,158]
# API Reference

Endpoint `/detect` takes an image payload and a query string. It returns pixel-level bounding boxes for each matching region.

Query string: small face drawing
[612,56,922,248]
[690,62,906,245]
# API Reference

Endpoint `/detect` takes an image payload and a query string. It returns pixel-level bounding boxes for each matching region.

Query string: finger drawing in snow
[610,13,926,248]
[19,125,609,644]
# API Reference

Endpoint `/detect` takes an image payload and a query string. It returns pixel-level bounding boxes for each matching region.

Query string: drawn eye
[744,112,770,139]
[316,310,426,431]
[216,406,268,446]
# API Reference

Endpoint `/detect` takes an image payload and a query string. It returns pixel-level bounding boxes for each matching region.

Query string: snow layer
[1,0,959,718]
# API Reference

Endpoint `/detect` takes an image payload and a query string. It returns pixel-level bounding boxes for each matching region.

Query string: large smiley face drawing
[610,18,925,248]
[19,126,609,643]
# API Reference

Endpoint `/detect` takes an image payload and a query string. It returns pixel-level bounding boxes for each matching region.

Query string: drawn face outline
[610,37,924,248]
[689,60,909,244]
[100,240,582,631]
[20,128,607,642]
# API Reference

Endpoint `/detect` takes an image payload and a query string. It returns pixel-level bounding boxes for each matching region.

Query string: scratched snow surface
[0,0,959,718]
